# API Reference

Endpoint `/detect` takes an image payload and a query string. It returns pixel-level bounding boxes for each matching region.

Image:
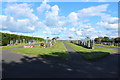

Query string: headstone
[50,41,52,47]
[52,40,54,45]
[54,39,56,43]
[88,40,90,48]
[15,40,18,44]
[10,40,13,45]
[23,39,25,43]
[29,42,32,46]
[20,40,22,44]
[90,40,94,49]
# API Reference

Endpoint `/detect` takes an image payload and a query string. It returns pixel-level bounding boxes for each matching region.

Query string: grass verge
[14,41,70,59]
[1,44,29,49]
[1,42,44,49]
[65,42,116,60]
[95,44,120,48]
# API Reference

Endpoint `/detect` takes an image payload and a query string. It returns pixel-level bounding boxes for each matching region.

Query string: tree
[52,36,59,40]
[114,37,120,43]
[85,36,90,41]
[102,36,110,42]
[69,36,73,40]
[1,32,44,46]
[94,37,103,43]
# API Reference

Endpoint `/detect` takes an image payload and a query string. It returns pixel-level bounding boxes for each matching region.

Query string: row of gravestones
[95,42,120,46]
[71,40,94,49]
[45,39,56,48]
[8,39,39,45]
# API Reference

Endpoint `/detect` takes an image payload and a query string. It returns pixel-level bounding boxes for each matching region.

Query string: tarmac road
[2,44,119,78]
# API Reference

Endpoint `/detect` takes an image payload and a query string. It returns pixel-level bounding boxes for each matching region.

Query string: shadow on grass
[38,52,71,60]
[76,51,110,61]
[2,51,119,78]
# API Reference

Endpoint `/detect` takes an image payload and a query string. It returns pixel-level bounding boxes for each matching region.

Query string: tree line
[94,36,120,43]
[0,32,44,46]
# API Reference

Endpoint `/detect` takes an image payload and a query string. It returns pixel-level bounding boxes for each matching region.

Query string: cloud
[76,30,83,36]
[101,14,118,23]
[37,0,51,14]
[69,27,76,32]
[1,3,43,33]
[67,4,109,27]
[0,14,41,33]
[97,21,118,30]
[4,3,38,22]
[1,1,118,39]
[68,12,78,21]
[43,27,67,35]
[77,4,109,17]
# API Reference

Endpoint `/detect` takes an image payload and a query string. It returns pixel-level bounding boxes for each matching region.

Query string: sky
[0,0,119,40]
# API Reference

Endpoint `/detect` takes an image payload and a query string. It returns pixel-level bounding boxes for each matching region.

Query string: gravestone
[10,40,13,45]
[20,40,22,44]
[29,42,32,46]
[23,39,25,43]
[50,40,52,47]
[91,40,94,49]
[88,40,90,48]
[15,40,18,44]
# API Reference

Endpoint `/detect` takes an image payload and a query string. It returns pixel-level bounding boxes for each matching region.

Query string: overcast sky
[0,0,119,40]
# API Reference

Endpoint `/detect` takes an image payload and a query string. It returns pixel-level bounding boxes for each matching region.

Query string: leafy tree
[114,37,120,43]
[0,32,44,46]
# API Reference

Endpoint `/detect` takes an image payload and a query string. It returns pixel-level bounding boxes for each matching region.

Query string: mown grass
[95,44,120,48]
[1,44,28,49]
[1,42,44,49]
[14,41,70,59]
[65,42,116,60]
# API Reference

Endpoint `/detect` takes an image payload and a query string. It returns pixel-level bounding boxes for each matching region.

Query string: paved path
[2,44,119,78]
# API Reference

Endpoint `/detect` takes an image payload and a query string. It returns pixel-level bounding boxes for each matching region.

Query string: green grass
[65,42,116,60]
[14,41,70,59]
[1,42,45,49]
[1,44,29,49]
[95,44,120,48]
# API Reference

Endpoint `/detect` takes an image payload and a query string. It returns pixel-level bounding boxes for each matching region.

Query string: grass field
[95,44,120,48]
[14,41,70,59]
[1,44,29,49]
[1,42,44,49]
[65,42,116,60]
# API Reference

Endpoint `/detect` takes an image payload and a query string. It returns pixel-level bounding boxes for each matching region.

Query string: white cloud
[86,28,94,31]
[97,21,118,30]
[4,3,38,22]
[45,5,59,19]
[76,30,83,36]
[101,14,118,23]
[68,12,78,21]
[37,0,51,14]
[69,27,76,32]
[44,4,68,27]
[0,15,41,33]
[77,4,109,17]
[43,27,67,35]
[1,3,44,33]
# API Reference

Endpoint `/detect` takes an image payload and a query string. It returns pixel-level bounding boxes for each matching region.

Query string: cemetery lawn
[14,42,70,59]
[1,42,44,49]
[95,44,120,48]
[1,44,28,49]
[65,42,116,60]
